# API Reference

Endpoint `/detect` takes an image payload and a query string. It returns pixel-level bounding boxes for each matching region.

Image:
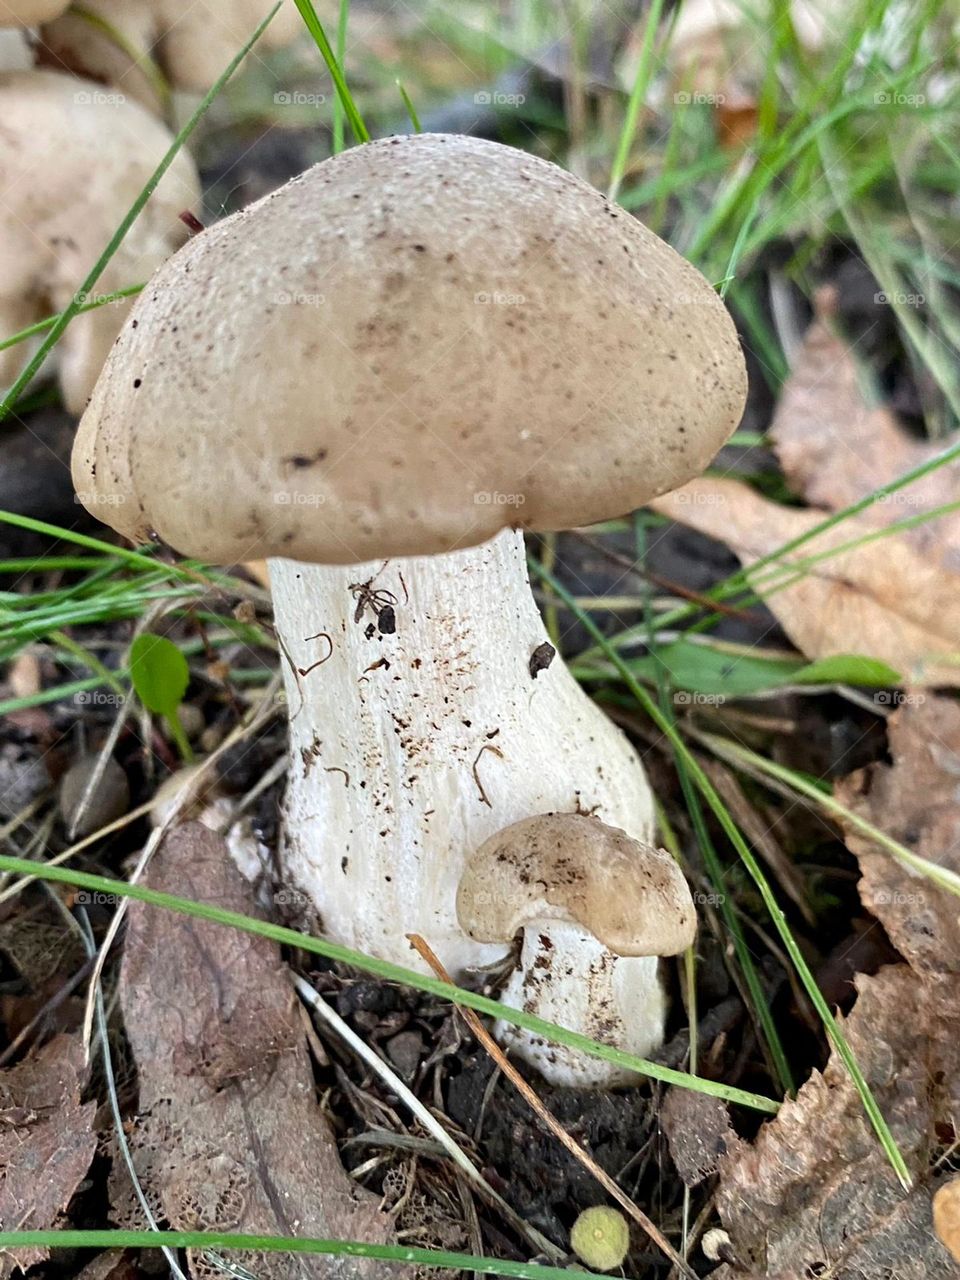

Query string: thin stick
[407,935,698,1280]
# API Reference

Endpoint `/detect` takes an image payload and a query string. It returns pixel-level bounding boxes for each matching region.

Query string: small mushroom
[457,813,696,1087]
[37,0,303,112]
[0,69,199,412]
[72,133,742,1001]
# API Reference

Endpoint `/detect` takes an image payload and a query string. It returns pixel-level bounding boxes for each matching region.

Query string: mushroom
[0,0,69,23]
[71,134,744,994]
[37,0,303,112]
[0,69,200,412]
[456,813,696,1087]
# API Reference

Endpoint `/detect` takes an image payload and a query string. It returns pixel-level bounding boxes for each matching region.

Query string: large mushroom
[37,0,303,112]
[72,134,745,995]
[0,68,199,412]
[457,813,696,1087]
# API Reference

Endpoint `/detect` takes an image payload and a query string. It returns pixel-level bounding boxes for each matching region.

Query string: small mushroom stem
[495,921,663,1088]
[267,528,655,977]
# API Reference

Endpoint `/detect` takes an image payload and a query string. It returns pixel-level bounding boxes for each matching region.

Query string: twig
[407,935,699,1280]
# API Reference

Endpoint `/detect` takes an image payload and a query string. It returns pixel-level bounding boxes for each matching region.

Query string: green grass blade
[0,851,777,1113]
[530,562,912,1188]
[397,79,423,131]
[0,286,144,355]
[607,0,666,201]
[0,1231,596,1277]
[331,0,350,153]
[0,4,282,422]
[292,0,370,144]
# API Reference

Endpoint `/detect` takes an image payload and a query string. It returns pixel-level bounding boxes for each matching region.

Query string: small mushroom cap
[0,0,69,24]
[72,133,747,566]
[456,813,696,956]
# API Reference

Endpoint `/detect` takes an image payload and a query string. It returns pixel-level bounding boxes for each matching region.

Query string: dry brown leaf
[771,287,960,566]
[661,1087,734,1187]
[712,965,960,1279]
[114,821,389,1280]
[0,1034,97,1277]
[650,477,960,684]
[835,696,960,975]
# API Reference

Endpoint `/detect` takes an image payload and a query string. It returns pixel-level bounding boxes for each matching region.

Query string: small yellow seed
[570,1206,630,1272]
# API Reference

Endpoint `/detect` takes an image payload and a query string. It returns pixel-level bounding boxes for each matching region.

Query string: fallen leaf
[712,965,960,1279]
[650,477,960,684]
[113,821,389,1279]
[771,286,960,565]
[0,1034,97,1277]
[661,1087,734,1187]
[835,696,960,975]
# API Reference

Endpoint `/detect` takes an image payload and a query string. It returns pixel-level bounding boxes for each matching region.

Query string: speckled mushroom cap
[72,133,747,566]
[0,0,67,23]
[456,813,696,956]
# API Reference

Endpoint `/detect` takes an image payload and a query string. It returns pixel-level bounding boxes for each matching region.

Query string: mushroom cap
[0,69,200,413]
[0,0,69,24]
[456,813,696,956]
[38,0,303,111]
[72,133,746,566]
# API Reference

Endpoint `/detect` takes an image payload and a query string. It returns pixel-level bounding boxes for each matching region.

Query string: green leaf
[793,654,902,687]
[129,634,189,717]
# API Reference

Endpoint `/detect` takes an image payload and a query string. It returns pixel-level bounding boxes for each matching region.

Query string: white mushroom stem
[495,921,663,1088]
[268,528,655,979]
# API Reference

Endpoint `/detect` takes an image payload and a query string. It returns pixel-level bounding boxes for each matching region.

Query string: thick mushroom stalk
[269,530,655,975]
[457,814,696,1087]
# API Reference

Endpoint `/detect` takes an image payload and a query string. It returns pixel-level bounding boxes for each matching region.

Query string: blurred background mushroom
[35,0,303,114]
[457,813,696,1087]
[0,0,69,22]
[71,132,744,1005]
[0,67,200,413]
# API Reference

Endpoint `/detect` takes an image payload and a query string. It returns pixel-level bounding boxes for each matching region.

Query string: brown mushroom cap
[0,0,69,24]
[456,813,696,956]
[72,133,746,566]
